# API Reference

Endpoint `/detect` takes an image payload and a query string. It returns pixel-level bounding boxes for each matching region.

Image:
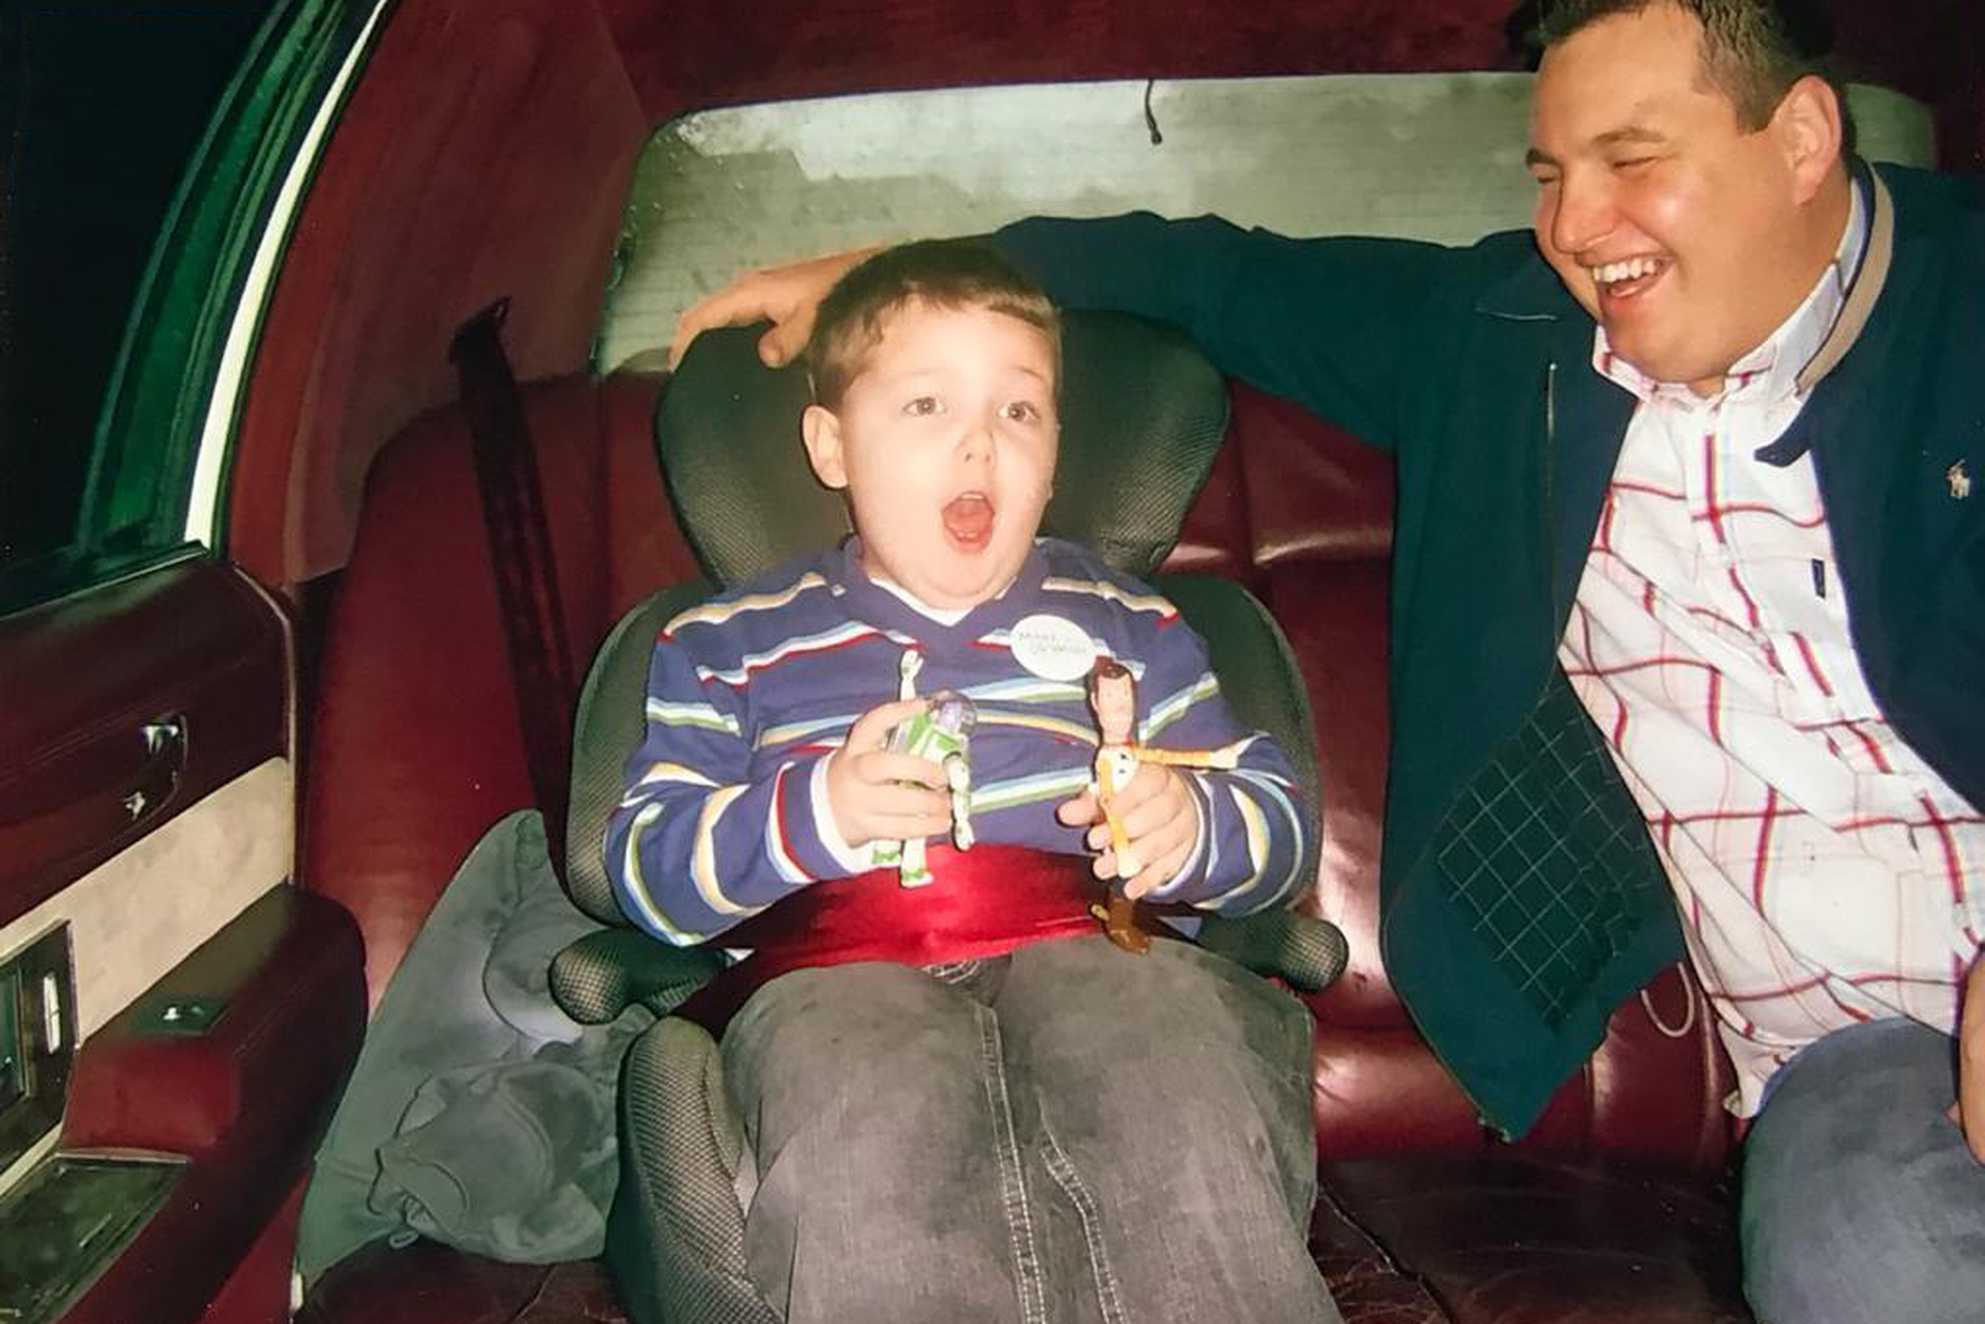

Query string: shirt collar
[1592,175,1870,409]
[828,536,1048,644]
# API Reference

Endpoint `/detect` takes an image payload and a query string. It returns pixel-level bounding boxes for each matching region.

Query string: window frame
[0,0,383,618]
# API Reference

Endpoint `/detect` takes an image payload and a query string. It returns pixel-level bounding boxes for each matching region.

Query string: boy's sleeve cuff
[1142,771,1210,901]
[807,755,876,876]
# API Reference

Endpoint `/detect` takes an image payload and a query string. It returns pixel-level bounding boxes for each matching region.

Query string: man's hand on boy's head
[668,246,881,371]
[1055,763,1199,899]
[825,698,954,849]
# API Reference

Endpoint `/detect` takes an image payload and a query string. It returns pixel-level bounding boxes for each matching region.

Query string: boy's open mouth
[942,492,995,550]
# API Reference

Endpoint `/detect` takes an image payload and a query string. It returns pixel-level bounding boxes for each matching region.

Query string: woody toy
[1085,657,1242,953]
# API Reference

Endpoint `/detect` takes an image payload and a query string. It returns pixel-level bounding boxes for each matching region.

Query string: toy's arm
[1133,639,1308,915]
[1131,741,1245,772]
[1094,748,1145,877]
[944,751,975,851]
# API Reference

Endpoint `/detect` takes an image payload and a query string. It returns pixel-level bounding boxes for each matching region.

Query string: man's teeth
[1591,256,1662,286]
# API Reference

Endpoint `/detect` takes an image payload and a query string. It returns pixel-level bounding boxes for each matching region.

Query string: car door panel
[0,556,363,1324]
[0,559,287,917]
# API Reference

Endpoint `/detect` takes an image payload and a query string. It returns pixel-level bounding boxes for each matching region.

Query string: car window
[0,2,271,613]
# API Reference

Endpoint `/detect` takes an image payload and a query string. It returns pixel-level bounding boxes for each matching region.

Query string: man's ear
[801,404,849,490]
[1772,74,1845,204]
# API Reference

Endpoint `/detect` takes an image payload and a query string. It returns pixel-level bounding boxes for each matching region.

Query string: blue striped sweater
[603,537,1309,946]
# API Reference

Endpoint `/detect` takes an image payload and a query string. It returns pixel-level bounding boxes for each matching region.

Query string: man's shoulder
[1467,226,1546,263]
[1867,164,1985,355]
[1877,161,1985,208]
[1878,162,1985,246]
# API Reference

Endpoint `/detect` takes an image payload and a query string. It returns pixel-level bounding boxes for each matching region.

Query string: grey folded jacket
[297,811,652,1282]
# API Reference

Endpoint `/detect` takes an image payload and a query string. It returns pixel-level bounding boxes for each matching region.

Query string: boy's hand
[825,699,953,848]
[1056,763,1199,899]
[669,246,881,370]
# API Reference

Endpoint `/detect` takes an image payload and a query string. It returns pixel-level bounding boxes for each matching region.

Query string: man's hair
[805,239,1062,409]
[1531,0,1856,155]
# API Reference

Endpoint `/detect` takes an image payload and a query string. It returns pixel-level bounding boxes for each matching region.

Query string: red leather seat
[300,367,1745,1321]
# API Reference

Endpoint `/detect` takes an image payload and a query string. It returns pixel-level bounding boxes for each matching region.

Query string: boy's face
[803,300,1058,611]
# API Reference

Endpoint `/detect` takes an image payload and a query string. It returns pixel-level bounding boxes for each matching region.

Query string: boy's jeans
[722,935,1342,1324]
[1742,1017,1985,1324]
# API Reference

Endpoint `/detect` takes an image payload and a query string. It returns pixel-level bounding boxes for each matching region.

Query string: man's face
[804,300,1058,611]
[1527,4,1831,394]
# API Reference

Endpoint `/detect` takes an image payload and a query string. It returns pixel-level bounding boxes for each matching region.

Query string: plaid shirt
[1560,185,1985,1115]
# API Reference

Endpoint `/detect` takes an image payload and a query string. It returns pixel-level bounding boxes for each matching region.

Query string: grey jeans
[721,935,1341,1324]
[1742,1017,1985,1324]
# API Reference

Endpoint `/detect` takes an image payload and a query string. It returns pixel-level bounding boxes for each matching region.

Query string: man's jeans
[722,935,1341,1324]
[1742,1018,1985,1324]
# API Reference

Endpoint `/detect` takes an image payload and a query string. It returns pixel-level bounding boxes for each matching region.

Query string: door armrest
[56,885,365,1323]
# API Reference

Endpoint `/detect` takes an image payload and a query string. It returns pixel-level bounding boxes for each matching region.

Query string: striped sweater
[603,537,1308,946]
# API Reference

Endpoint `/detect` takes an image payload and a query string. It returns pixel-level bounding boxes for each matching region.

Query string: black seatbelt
[452,298,577,879]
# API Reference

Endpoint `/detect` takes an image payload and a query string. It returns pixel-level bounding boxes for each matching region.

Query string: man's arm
[671,216,1465,451]
[994,212,1455,450]
[668,247,878,370]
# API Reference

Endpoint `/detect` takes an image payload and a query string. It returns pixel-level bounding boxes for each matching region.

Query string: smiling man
[1525,2,1854,396]
[673,3,1985,1319]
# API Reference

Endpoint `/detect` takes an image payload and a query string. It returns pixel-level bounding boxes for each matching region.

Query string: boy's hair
[1529,0,1856,155]
[805,239,1062,410]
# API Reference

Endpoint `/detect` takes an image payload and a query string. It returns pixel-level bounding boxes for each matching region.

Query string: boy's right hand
[669,246,880,371]
[824,698,953,848]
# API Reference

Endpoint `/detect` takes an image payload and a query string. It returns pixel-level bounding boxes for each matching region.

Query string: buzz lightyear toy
[1086,657,1244,953]
[873,650,977,887]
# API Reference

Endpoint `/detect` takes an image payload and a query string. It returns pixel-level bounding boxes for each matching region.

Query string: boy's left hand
[1056,763,1198,899]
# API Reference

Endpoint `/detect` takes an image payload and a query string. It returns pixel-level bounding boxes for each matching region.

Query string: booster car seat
[549,312,1349,1321]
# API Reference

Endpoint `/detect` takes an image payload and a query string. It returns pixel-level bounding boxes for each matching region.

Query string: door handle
[0,713,190,862]
[142,717,185,761]
[128,716,189,818]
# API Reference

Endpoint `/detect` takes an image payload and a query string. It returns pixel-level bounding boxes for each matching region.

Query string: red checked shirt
[1560,184,1985,1115]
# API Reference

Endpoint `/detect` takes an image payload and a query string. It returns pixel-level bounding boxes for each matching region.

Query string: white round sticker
[1009,613,1097,682]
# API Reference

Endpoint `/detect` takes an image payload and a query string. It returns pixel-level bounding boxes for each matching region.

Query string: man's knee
[1742,1020,1985,1324]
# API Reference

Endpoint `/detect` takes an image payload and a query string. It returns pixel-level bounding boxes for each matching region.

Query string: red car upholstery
[300,359,1745,1320]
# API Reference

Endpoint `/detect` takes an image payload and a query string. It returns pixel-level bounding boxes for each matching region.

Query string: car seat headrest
[655,310,1229,587]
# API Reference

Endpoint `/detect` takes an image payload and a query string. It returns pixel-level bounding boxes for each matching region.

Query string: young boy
[604,241,1340,1324]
